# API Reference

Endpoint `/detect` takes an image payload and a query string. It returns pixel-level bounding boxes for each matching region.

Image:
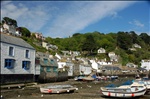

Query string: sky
[1,0,150,38]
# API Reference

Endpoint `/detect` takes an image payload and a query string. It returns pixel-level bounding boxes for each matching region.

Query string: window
[40,67,44,72]
[50,59,54,64]
[5,59,15,69]
[43,58,48,64]
[46,67,51,72]
[53,67,57,72]
[25,50,29,58]
[35,59,40,64]
[22,61,30,70]
[9,46,14,56]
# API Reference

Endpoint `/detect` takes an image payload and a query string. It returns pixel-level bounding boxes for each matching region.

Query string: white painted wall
[35,64,40,75]
[141,60,150,71]
[68,65,73,76]
[58,62,66,68]
[79,65,92,75]
[97,61,112,65]
[91,61,98,70]
[1,42,35,74]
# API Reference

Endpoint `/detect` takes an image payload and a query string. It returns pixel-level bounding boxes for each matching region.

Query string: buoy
[57,91,59,93]
[132,93,134,97]
[108,92,111,96]
[48,89,52,93]
[67,90,70,92]
[1,95,3,98]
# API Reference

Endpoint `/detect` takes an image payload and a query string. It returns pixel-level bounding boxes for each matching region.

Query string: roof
[36,52,58,67]
[0,33,35,50]
[102,65,121,70]
[40,58,58,67]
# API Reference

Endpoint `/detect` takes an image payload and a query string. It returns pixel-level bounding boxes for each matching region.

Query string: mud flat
[1,77,150,99]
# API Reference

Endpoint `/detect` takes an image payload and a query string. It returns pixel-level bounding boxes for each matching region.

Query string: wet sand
[1,78,150,99]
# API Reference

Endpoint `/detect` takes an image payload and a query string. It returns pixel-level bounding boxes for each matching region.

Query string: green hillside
[45,31,150,66]
[1,17,150,67]
[12,31,150,67]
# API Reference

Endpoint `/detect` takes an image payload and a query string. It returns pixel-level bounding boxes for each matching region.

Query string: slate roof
[0,33,35,50]
[36,52,58,67]
[102,65,121,70]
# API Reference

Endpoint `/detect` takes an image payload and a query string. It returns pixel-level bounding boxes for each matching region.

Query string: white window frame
[25,49,30,58]
[8,46,14,56]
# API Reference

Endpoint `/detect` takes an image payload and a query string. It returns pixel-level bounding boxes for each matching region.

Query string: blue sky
[1,1,150,38]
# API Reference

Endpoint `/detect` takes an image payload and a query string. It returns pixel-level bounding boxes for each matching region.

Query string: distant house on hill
[97,48,106,53]
[126,63,137,68]
[129,44,141,51]
[141,60,150,71]
[1,33,36,84]
[2,22,16,36]
[133,43,141,49]
[33,32,45,41]
[16,27,22,36]
[42,42,58,50]
[1,22,22,36]
[108,52,119,62]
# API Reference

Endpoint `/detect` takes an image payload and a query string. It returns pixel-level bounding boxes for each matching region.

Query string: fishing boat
[40,84,78,94]
[100,86,146,98]
[82,76,95,81]
[100,82,147,98]
[135,79,150,94]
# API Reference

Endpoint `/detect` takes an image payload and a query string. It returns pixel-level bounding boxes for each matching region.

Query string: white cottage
[97,48,106,53]
[141,60,150,71]
[3,23,16,35]
[0,33,35,84]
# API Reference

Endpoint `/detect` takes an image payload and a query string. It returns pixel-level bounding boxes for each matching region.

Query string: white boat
[100,82,147,98]
[40,84,78,94]
[82,76,95,81]
[136,80,150,94]
[100,87,146,98]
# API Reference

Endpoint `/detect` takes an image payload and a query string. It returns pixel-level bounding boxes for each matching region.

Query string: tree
[2,17,17,27]
[20,27,31,37]
[72,33,81,37]
[129,31,140,44]
[81,34,97,54]
[139,33,150,45]
[117,31,132,50]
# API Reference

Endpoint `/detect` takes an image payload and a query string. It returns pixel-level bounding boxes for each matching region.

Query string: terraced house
[36,52,68,83]
[0,33,35,84]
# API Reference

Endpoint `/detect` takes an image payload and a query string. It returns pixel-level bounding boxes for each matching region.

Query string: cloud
[1,1,136,37]
[46,1,136,37]
[1,1,51,32]
[129,19,144,28]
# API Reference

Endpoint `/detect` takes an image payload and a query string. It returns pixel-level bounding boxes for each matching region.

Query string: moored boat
[82,76,95,81]
[100,81,147,98]
[100,87,146,98]
[136,80,150,94]
[40,84,78,94]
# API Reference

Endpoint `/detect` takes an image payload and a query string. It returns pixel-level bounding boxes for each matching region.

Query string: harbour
[1,77,150,99]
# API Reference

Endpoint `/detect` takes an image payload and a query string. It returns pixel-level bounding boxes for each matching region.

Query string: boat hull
[40,85,78,94]
[100,87,146,98]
